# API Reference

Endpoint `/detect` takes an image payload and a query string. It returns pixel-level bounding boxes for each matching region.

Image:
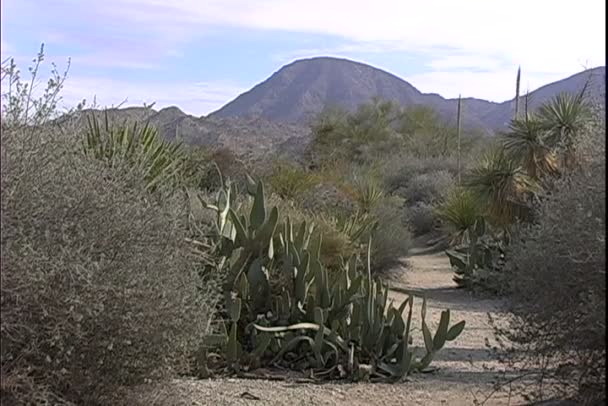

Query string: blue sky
[1,0,605,116]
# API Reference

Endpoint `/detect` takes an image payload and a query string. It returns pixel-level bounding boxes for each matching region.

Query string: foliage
[369,196,413,271]
[493,113,605,403]
[197,178,465,381]
[1,44,73,129]
[501,116,559,179]
[0,126,214,405]
[445,219,507,292]
[537,91,591,168]
[435,187,484,244]
[382,153,459,196]
[401,170,454,205]
[350,173,386,213]
[407,201,437,236]
[464,148,538,228]
[83,112,186,192]
[268,161,321,200]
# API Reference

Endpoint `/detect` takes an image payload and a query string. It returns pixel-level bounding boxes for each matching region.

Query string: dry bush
[382,154,459,195]
[369,196,412,273]
[401,170,455,205]
[495,110,605,404]
[407,201,438,236]
[0,126,215,405]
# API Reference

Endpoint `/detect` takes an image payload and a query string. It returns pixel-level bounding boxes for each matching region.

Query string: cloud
[3,0,604,108]
[84,0,604,71]
[58,76,245,115]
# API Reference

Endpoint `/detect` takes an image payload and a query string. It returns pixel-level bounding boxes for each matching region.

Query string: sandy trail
[132,247,524,406]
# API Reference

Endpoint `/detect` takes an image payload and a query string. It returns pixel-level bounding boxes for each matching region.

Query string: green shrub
[0,127,215,405]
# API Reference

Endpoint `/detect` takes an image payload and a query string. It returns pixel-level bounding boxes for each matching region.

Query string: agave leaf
[445,320,466,341]
[422,321,433,354]
[433,310,450,351]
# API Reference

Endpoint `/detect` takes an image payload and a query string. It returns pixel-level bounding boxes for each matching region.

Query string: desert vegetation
[1,48,604,405]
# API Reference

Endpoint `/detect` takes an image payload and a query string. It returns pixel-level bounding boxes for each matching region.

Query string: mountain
[65,58,604,159]
[210,57,605,131]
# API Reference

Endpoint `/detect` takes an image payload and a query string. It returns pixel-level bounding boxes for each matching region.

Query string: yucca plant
[464,148,538,228]
[268,161,320,200]
[501,116,559,180]
[351,175,385,213]
[537,91,591,170]
[83,111,185,192]
[435,187,484,245]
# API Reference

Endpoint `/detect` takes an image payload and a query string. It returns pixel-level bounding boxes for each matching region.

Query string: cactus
[199,176,466,380]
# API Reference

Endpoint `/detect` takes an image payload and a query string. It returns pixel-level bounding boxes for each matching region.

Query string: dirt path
[132,248,524,406]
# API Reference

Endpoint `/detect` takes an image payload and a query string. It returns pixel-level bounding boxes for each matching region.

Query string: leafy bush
[0,126,214,405]
[494,113,605,403]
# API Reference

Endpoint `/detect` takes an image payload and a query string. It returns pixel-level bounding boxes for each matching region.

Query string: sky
[1,0,605,116]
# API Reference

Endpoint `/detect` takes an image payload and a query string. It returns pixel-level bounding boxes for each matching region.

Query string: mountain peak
[209,57,605,131]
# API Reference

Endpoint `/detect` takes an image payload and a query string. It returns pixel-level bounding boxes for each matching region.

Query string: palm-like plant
[84,111,185,192]
[464,148,538,227]
[537,91,590,169]
[501,116,559,180]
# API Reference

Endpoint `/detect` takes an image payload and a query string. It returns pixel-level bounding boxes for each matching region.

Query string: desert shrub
[382,154,459,195]
[257,193,359,270]
[0,126,215,405]
[267,161,321,200]
[369,195,412,272]
[299,181,357,216]
[493,111,605,403]
[407,201,437,236]
[402,170,455,205]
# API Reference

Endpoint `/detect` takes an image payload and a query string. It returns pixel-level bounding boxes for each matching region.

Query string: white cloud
[4,0,604,106]
[92,0,604,71]
[59,76,245,115]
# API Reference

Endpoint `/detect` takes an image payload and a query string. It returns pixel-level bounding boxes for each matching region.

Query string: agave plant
[501,115,559,180]
[83,111,185,192]
[199,176,466,382]
[464,148,538,228]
